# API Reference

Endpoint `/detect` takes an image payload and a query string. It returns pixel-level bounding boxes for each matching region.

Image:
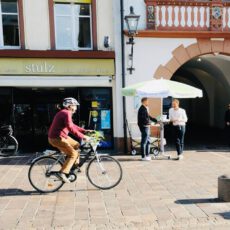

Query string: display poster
[101,110,111,129]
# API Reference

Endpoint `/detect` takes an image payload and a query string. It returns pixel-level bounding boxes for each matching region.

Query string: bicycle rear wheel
[86,155,122,190]
[28,156,64,193]
[0,135,18,157]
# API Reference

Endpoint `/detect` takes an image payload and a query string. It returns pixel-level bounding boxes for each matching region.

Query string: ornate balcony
[141,0,230,37]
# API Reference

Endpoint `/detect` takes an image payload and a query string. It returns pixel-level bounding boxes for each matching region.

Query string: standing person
[225,104,230,147]
[48,97,92,183]
[138,97,157,161]
[169,99,188,160]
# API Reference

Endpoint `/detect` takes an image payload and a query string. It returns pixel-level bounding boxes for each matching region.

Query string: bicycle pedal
[68,173,77,182]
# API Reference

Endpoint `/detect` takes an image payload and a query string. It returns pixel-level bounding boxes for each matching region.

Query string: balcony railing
[145,0,230,31]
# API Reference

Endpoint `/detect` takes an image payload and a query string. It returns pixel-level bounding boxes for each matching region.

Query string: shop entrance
[0,87,113,152]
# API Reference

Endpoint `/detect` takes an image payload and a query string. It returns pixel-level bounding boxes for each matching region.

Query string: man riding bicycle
[48,97,92,183]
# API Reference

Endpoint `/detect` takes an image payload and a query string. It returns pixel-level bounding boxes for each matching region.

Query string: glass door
[0,88,12,126]
[79,87,113,148]
[13,88,78,151]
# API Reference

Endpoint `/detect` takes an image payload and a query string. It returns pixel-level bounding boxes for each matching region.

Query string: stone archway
[151,38,230,147]
[153,38,230,80]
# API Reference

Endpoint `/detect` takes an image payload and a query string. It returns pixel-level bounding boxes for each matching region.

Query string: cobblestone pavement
[1,150,230,229]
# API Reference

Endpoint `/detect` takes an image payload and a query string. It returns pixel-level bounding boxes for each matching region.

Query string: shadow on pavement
[215,212,230,219]
[115,157,143,162]
[116,157,172,162]
[0,154,35,165]
[0,188,41,196]
[59,188,99,192]
[175,198,222,204]
[0,188,99,196]
[197,149,230,152]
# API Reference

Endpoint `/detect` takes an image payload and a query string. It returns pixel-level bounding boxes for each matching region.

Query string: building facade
[1,0,229,152]
[121,0,230,146]
[0,0,125,151]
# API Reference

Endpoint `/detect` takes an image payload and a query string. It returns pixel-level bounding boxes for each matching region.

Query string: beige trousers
[48,136,80,174]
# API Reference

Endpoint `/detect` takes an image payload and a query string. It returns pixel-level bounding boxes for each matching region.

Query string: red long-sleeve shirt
[48,109,85,139]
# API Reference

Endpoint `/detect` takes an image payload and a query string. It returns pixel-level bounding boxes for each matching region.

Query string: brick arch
[153,39,230,80]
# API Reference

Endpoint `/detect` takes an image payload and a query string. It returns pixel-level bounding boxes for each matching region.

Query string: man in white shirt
[169,99,188,160]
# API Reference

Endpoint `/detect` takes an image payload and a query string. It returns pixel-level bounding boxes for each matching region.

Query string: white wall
[97,0,114,50]
[112,0,148,138]
[112,0,124,138]
[23,0,50,50]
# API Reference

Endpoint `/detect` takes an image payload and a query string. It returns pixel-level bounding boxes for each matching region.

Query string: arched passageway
[152,39,230,148]
[169,54,230,148]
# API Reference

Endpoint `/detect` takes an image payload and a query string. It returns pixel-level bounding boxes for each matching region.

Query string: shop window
[79,88,113,148]
[54,0,92,50]
[0,0,20,48]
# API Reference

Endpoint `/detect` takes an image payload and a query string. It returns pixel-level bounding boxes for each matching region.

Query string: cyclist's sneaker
[72,164,81,173]
[57,172,70,183]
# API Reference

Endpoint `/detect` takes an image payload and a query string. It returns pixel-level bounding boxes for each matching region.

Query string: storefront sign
[0,58,114,76]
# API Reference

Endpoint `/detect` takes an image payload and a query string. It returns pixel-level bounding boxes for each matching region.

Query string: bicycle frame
[28,135,122,192]
[32,138,105,170]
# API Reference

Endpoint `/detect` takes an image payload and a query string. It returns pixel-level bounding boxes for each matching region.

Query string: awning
[0,76,113,87]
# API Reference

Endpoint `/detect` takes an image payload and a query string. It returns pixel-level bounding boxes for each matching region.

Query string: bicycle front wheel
[28,156,64,193]
[86,155,122,190]
[0,135,18,157]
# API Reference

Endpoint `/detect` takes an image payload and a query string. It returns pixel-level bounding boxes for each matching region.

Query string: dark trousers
[139,126,150,158]
[173,125,186,156]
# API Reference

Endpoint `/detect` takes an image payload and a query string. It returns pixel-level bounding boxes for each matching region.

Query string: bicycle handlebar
[82,131,104,148]
[85,131,104,142]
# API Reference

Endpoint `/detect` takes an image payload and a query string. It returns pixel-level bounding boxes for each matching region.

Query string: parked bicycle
[0,125,18,157]
[28,131,123,193]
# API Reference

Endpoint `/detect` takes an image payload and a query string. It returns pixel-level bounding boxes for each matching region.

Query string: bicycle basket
[0,125,13,135]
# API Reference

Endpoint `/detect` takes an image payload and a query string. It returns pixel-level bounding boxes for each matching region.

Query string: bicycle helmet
[62,97,79,108]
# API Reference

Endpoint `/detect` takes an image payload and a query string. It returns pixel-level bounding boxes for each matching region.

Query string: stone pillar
[218,175,230,202]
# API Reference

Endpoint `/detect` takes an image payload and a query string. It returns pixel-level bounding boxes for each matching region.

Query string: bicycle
[0,125,18,157]
[28,131,123,193]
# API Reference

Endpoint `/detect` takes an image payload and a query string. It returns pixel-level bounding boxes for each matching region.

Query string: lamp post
[124,6,140,74]
[120,3,140,153]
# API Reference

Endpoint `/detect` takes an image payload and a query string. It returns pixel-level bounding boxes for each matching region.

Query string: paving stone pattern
[1,151,230,229]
